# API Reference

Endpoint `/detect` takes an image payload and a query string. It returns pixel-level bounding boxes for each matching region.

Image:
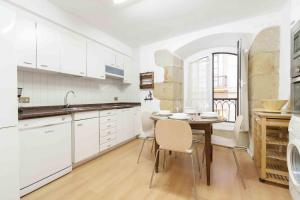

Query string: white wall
[279,0,291,99]
[291,0,300,22]
[18,70,140,107]
[139,12,282,111]
[2,0,132,56]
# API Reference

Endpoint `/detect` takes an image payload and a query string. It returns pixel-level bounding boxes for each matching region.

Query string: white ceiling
[49,0,285,47]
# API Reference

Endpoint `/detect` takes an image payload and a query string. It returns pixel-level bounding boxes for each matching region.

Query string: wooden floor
[22,139,291,200]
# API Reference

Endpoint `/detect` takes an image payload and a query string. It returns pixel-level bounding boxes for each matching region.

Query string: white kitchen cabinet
[117,108,135,144]
[19,115,72,196]
[60,29,86,76]
[73,112,99,163]
[0,127,19,200]
[115,53,124,69]
[104,47,116,68]
[16,17,36,69]
[86,40,105,79]
[123,56,134,84]
[0,7,17,128]
[36,22,60,72]
[133,107,142,137]
[99,110,117,151]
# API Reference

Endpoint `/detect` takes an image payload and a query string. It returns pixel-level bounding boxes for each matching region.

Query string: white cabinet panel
[104,48,116,67]
[16,17,36,69]
[73,118,99,163]
[0,127,19,200]
[36,22,60,72]
[20,121,71,189]
[133,107,142,137]
[60,29,86,76]
[0,8,17,128]
[116,108,134,144]
[123,56,134,84]
[115,53,124,69]
[87,40,105,79]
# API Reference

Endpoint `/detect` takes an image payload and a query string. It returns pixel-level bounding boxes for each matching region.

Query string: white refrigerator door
[0,4,17,128]
[0,127,19,200]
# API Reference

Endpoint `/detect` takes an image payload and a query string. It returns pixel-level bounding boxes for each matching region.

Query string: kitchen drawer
[73,111,99,121]
[100,134,116,145]
[100,140,115,152]
[19,115,71,130]
[100,127,116,137]
[100,122,116,130]
[100,115,116,124]
[100,110,116,117]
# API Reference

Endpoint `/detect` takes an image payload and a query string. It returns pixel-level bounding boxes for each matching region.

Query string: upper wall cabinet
[104,48,116,68]
[60,29,86,76]
[115,53,124,70]
[16,18,36,69]
[123,56,134,84]
[86,40,105,79]
[36,23,60,72]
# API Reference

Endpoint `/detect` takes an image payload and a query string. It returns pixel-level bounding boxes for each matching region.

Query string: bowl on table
[261,99,288,111]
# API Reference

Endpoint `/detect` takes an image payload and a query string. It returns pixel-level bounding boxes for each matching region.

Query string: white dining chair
[149,120,201,200]
[200,115,246,189]
[137,111,155,163]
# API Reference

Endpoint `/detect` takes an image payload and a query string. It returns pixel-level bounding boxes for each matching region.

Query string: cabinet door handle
[107,125,111,128]
[40,64,48,68]
[45,130,54,134]
[107,119,111,121]
[77,123,83,127]
[80,72,85,75]
[24,61,32,65]
[107,137,111,141]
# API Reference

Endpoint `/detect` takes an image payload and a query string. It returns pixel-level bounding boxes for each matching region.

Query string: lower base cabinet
[73,112,100,163]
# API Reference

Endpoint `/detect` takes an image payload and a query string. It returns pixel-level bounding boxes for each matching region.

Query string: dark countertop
[19,102,141,120]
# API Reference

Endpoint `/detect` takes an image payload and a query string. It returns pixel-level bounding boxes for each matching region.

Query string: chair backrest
[233,115,243,144]
[155,120,192,152]
[141,111,154,137]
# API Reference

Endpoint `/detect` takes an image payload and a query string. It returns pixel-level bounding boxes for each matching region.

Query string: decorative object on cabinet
[253,110,291,186]
[144,91,153,102]
[140,72,154,89]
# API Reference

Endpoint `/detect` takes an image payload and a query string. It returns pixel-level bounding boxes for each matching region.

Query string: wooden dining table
[151,115,224,186]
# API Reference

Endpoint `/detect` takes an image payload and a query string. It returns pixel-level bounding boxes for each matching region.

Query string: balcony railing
[213,98,238,122]
[214,75,227,88]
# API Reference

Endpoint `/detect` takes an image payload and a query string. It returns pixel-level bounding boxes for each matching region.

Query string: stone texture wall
[248,26,280,127]
[153,50,184,112]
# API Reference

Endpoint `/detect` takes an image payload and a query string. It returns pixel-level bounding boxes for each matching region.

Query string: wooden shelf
[266,160,288,176]
[140,72,154,89]
[266,135,288,146]
[266,172,289,186]
[267,150,287,161]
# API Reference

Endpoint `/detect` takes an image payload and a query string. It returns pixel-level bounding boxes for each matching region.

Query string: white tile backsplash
[17,69,139,107]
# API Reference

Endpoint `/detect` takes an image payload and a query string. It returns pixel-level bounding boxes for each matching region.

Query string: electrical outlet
[19,97,30,103]
[114,97,118,101]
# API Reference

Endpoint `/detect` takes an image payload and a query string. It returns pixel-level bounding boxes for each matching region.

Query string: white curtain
[186,57,212,112]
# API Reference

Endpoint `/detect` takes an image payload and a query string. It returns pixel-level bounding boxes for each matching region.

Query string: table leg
[205,125,212,185]
[154,140,159,173]
[210,125,213,162]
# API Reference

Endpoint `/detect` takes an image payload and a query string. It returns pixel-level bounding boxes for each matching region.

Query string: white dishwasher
[19,115,72,196]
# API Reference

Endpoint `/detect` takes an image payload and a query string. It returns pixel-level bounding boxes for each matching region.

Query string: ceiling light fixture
[113,0,129,4]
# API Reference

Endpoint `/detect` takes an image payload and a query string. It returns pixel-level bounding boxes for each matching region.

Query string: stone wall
[248,26,280,128]
[153,50,184,112]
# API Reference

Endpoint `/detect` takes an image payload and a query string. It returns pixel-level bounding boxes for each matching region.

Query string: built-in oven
[292,76,300,114]
[291,21,300,78]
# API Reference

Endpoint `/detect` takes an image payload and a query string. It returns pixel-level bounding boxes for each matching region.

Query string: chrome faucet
[64,90,76,108]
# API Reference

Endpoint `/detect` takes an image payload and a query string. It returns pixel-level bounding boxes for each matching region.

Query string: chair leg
[232,149,246,189]
[190,153,198,200]
[137,138,146,163]
[195,146,201,176]
[163,150,166,170]
[149,149,160,188]
[151,139,154,153]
